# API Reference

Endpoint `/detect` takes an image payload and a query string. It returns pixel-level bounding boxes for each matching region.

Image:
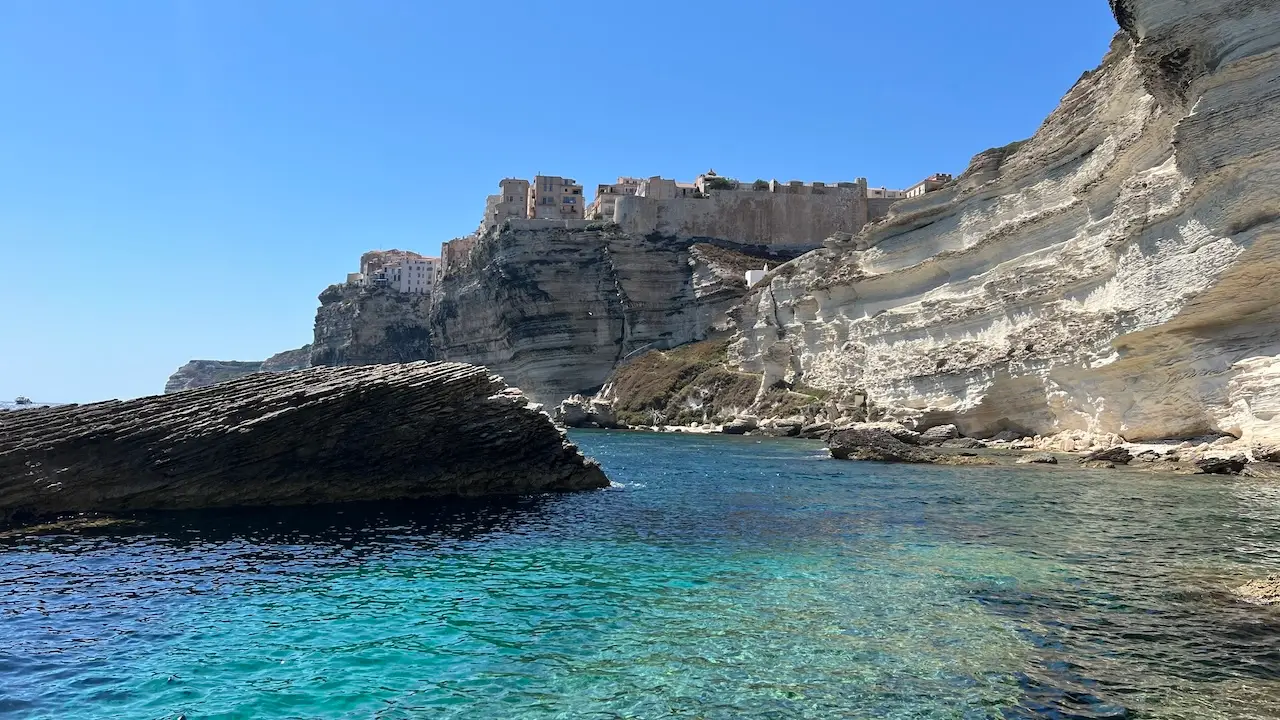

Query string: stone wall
[614,180,871,252]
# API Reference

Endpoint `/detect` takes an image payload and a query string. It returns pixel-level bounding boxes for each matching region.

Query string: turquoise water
[3,432,1279,719]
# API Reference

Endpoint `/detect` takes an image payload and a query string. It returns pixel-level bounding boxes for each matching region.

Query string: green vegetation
[703,176,736,191]
[752,179,770,191]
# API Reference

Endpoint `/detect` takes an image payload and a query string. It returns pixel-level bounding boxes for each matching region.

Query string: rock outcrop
[0,362,608,525]
[1235,575,1280,605]
[311,284,433,367]
[730,0,1280,446]
[826,426,939,463]
[431,223,801,405]
[164,345,312,393]
[553,395,622,429]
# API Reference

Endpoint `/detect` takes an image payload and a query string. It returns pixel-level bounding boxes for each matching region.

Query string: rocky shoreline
[0,362,608,527]
[558,401,1280,477]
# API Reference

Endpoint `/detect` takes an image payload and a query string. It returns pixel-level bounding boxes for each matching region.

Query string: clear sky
[0,1,1120,403]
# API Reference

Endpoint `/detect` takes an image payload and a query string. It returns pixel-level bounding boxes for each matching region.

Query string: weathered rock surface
[432,224,801,405]
[1195,454,1247,475]
[164,345,312,394]
[312,284,433,367]
[941,437,986,449]
[918,424,960,445]
[827,426,937,463]
[1235,575,1280,605]
[553,395,622,429]
[1017,452,1060,465]
[729,0,1280,446]
[1081,447,1133,465]
[0,362,607,525]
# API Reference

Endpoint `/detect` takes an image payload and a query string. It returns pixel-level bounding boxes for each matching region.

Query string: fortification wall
[614,187,869,252]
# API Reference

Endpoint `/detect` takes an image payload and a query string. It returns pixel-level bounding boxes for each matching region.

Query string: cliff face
[432,224,793,404]
[164,345,312,394]
[311,284,434,367]
[730,0,1280,444]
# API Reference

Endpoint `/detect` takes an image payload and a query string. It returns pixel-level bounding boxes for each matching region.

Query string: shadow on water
[0,494,561,551]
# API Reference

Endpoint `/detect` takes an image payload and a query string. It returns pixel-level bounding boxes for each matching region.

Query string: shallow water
[2,431,1279,719]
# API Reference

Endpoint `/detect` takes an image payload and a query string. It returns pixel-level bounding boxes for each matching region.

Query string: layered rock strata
[164,345,312,393]
[432,224,796,404]
[0,362,607,525]
[730,0,1280,445]
[311,284,433,366]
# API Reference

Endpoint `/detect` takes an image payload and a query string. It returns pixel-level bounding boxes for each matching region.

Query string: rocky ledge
[0,362,608,526]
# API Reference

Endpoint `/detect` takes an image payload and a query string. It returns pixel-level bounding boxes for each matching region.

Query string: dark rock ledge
[0,362,608,526]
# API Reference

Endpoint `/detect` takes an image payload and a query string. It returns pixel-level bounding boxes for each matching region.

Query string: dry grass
[608,339,828,426]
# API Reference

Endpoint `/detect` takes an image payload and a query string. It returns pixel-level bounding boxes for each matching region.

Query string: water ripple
[1,431,1277,719]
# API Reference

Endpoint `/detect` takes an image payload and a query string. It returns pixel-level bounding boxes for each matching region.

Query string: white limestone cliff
[730,0,1280,445]
[432,224,794,404]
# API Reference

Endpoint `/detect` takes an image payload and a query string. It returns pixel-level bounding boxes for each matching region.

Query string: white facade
[391,256,439,294]
[746,265,770,287]
[867,187,907,199]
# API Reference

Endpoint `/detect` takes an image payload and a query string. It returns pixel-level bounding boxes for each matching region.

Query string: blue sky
[0,1,1119,402]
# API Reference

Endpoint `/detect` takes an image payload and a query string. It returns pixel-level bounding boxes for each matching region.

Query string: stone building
[904,173,953,198]
[527,175,585,220]
[351,250,439,294]
[612,175,877,252]
[586,176,642,220]
[636,176,699,200]
[439,235,478,279]
[481,178,531,233]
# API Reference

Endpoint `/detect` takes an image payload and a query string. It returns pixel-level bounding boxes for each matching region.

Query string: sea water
[2,431,1278,719]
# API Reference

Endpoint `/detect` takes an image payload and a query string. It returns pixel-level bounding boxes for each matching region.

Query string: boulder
[798,421,833,439]
[0,362,609,526]
[940,438,986,449]
[554,395,592,427]
[588,398,620,428]
[757,422,802,438]
[1080,460,1117,470]
[1253,445,1280,463]
[1242,462,1280,480]
[918,424,960,445]
[1195,455,1248,475]
[986,430,1023,443]
[1080,447,1132,465]
[1016,452,1059,465]
[847,422,921,445]
[721,416,758,435]
[553,395,622,429]
[827,427,937,463]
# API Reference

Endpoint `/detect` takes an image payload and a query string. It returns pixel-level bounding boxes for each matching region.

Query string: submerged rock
[1081,447,1132,465]
[1235,576,1280,606]
[0,362,608,525]
[940,438,986,450]
[1016,452,1059,465]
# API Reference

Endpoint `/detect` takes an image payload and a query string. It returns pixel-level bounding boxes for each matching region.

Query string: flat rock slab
[0,362,608,525]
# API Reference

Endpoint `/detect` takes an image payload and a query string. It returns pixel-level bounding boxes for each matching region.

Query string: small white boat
[14,396,32,405]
